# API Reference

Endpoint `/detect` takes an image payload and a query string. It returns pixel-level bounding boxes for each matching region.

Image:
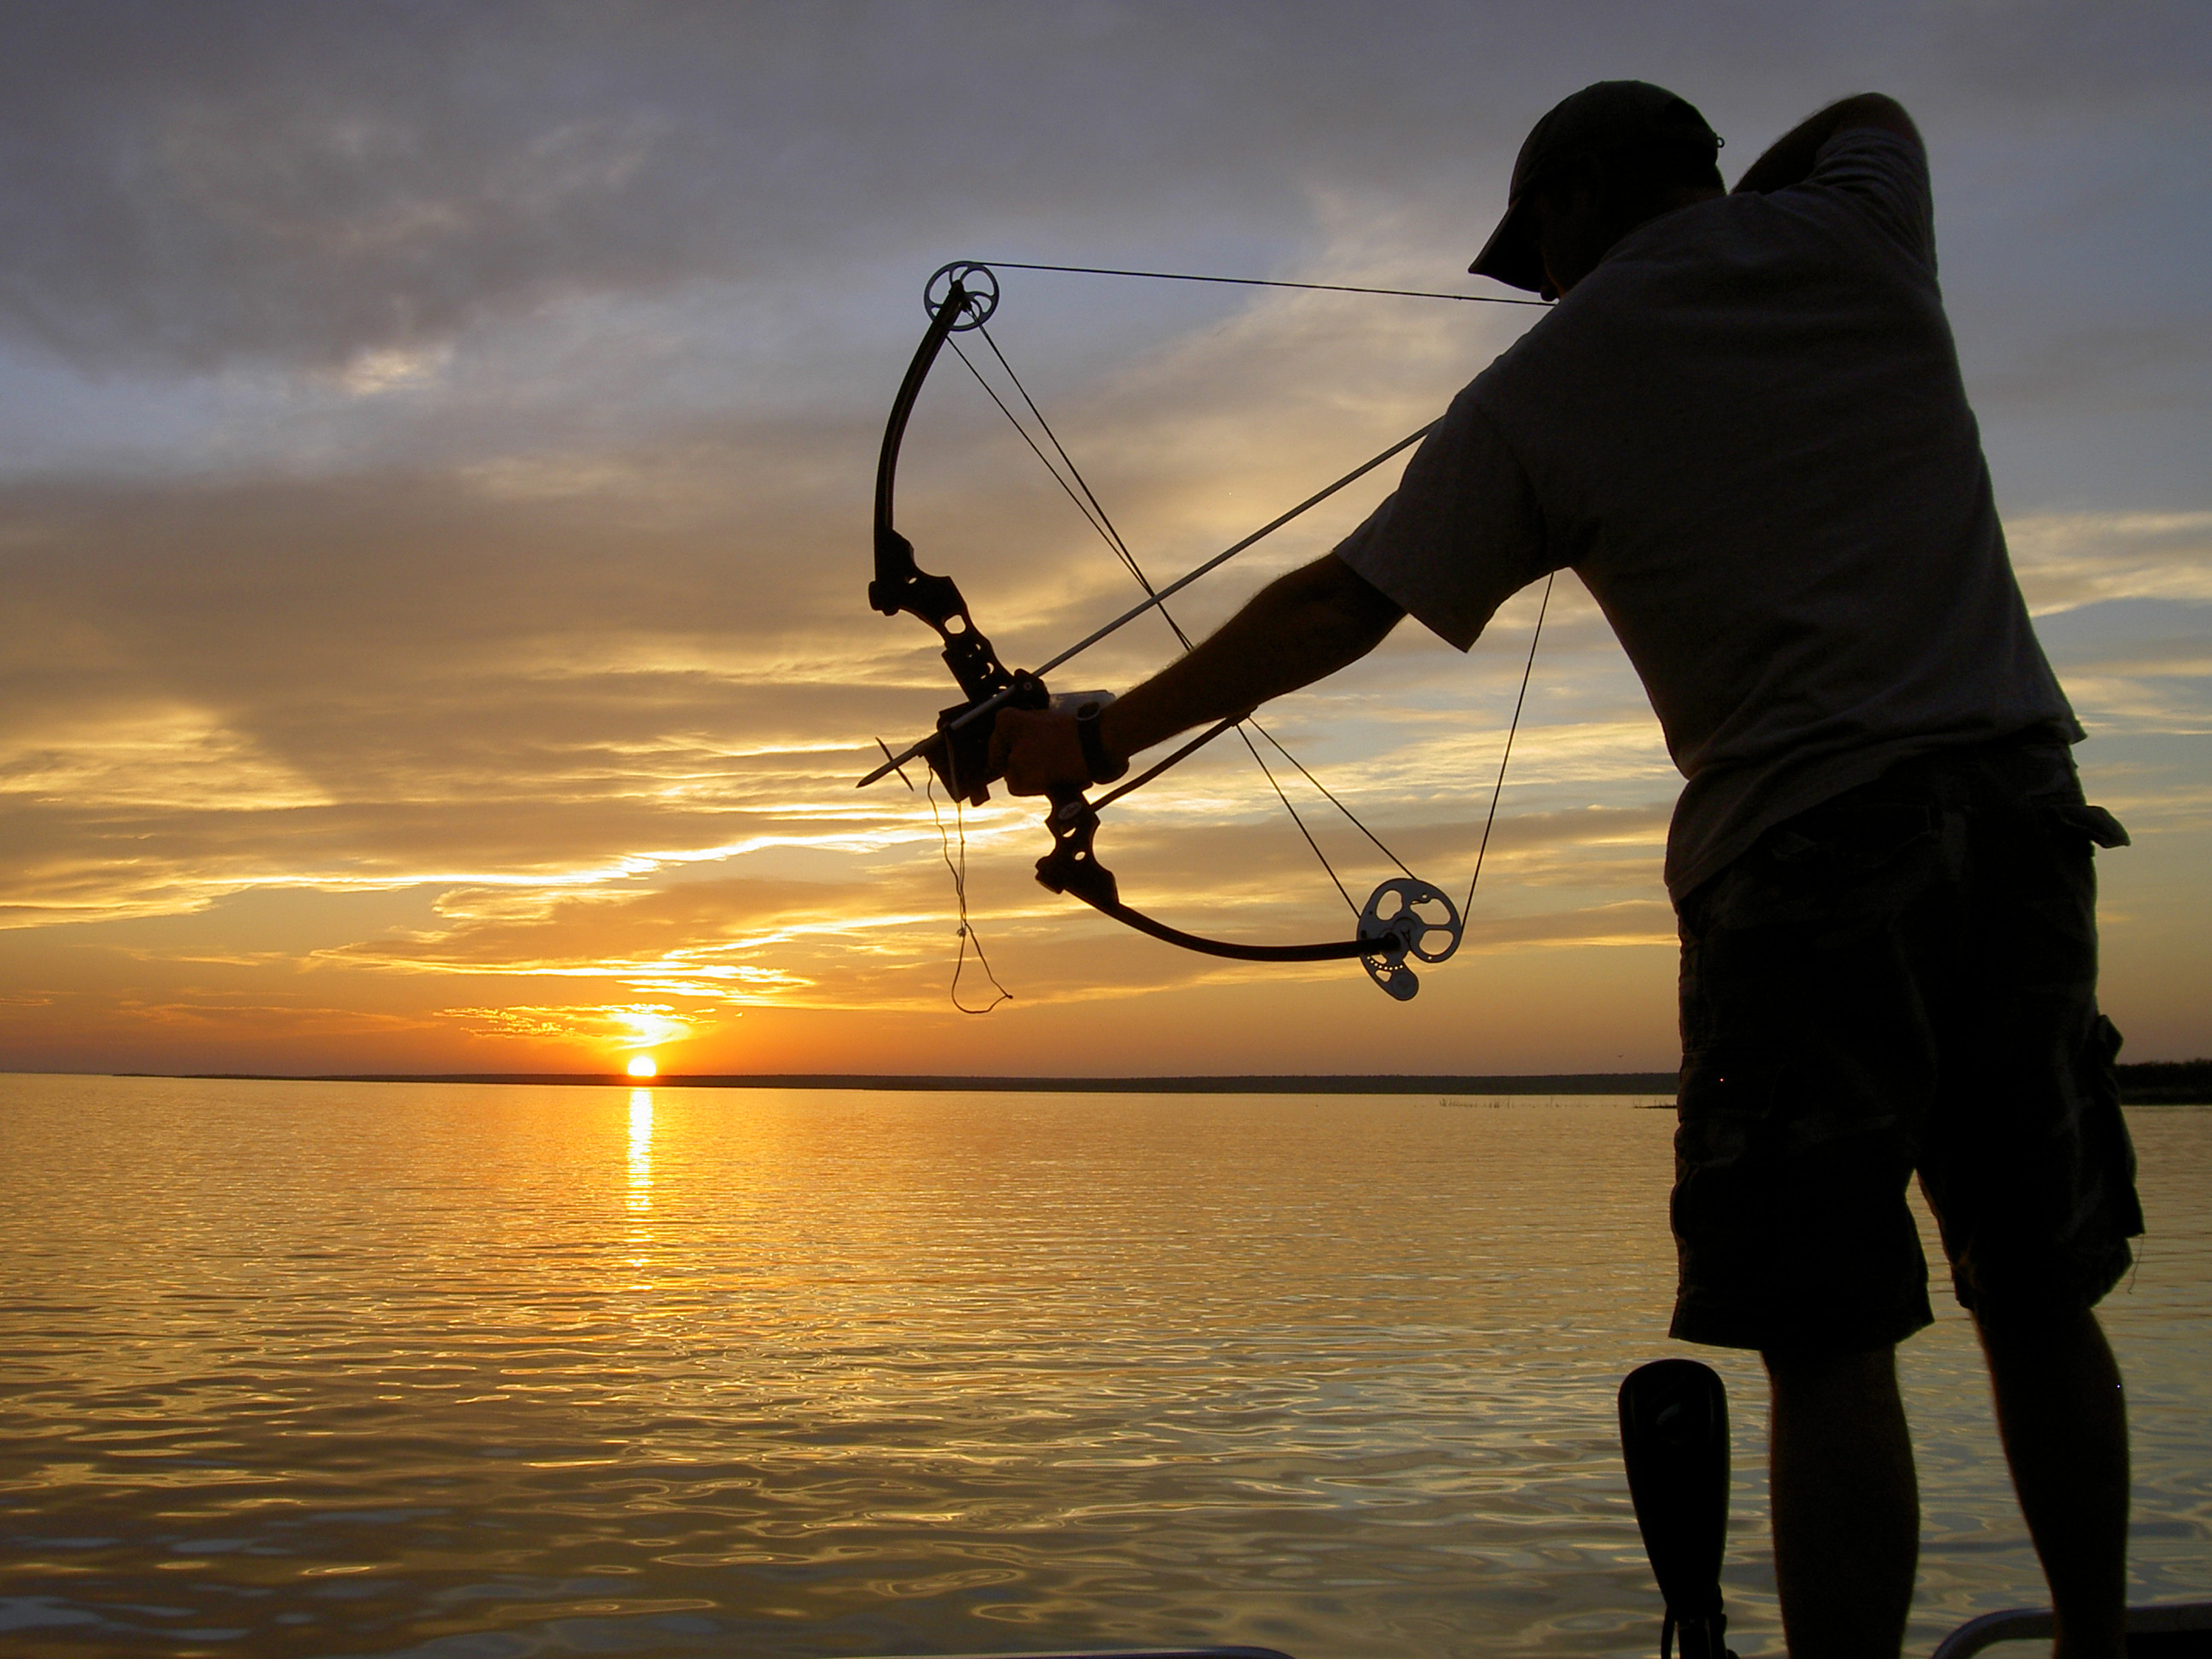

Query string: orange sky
[4,6,2208,1077]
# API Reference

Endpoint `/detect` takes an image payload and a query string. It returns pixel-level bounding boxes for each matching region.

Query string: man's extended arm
[1733,93,1921,195]
[990,551,1405,796]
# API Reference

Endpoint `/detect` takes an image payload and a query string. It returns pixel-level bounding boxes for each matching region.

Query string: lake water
[1,1075,2205,1659]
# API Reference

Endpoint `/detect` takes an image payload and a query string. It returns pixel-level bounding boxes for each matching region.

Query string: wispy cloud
[2009,510,2212,613]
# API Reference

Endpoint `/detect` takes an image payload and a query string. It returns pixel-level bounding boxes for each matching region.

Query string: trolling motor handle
[1620,1360,1739,1659]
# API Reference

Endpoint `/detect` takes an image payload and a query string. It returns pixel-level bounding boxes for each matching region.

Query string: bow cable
[857,417,1434,787]
[1029,422,1435,682]
[953,313,1556,927]
[953,324,1368,905]
[950,321,1421,912]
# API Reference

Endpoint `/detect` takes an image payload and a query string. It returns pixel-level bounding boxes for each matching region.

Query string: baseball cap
[1470,80,1722,294]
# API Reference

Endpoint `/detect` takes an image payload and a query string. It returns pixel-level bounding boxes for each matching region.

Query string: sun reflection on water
[625,1089,655,1289]
[627,1088,653,1198]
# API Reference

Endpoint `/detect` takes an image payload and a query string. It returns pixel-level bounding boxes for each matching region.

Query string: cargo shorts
[1668,731,2143,1354]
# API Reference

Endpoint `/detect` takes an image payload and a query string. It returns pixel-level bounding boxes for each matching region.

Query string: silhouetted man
[995,83,2141,1659]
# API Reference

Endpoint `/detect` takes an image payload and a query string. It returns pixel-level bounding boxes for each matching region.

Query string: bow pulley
[1357,877,1464,1001]
[925,261,999,330]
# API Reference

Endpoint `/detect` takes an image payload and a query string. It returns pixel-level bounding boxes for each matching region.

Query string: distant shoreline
[159,1070,1683,1096]
[97,1062,2212,1103]
[77,1066,2203,1106]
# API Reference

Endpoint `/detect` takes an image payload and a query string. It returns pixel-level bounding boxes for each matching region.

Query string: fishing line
[880,735,1012,1013]
[924,768,1012,1015]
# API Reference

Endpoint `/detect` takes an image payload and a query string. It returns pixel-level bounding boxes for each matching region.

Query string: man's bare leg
[1764,1344,1919,1659]
[1978,1306,2130,1659]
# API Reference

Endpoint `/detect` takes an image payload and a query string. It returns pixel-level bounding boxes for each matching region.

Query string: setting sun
[625,1054,657,1079]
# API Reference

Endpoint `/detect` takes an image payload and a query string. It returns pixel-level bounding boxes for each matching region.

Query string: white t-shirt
[1337,128,2079,900]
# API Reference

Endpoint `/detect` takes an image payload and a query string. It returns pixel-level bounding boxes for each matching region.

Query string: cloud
[6,0,2204,378]
[3,0,2208,1070]
[438,1001,702,1049]
[0,699,330,811]
[324,877,846,996]
[2008,509,2212,613]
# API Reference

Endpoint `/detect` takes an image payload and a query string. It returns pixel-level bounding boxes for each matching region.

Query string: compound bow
[861,261,1481,999]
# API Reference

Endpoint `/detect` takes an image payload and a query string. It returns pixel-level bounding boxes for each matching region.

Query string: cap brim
[1469,192,1549,294]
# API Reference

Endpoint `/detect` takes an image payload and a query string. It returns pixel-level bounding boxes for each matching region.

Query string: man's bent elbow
[1833,92,1921,148]
[1311,552,1407,655]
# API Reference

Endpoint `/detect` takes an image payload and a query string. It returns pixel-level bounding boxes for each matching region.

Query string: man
[993,83,2142,1659]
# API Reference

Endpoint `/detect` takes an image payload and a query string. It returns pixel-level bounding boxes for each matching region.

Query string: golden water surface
[1,1076,2205,1658]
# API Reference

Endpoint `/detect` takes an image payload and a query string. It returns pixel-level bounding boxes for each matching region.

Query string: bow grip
[928,669,1054,807]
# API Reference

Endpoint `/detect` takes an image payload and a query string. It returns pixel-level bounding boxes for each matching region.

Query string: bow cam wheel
[1357,877,1464,1001]
[925,261,1000,330]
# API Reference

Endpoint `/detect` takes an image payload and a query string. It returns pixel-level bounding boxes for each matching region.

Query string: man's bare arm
[1733,94,1921,195]
[990,552,1405,796]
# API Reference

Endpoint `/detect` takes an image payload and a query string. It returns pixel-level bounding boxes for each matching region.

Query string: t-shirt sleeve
[1332,386,1553,652]
[1801,126,1936,269]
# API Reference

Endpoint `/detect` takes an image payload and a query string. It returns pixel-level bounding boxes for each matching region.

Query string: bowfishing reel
[1357,877,1464,1001]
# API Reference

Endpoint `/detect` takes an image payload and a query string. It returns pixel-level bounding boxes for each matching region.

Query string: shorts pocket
[1768,799,1938,873]
[1714,797,1942,937]
[2076,1012,2144,1246]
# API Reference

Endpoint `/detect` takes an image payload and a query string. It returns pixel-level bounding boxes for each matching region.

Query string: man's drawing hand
[990,706,1088,798]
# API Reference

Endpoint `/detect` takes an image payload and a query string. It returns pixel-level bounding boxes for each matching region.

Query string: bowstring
[957,321,1423,917]
[1461,571,1554,918]
[975,261,1551,309]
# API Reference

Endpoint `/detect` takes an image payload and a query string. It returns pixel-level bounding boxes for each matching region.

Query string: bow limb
[1035,790,1400,965]
[869,268,1030,802]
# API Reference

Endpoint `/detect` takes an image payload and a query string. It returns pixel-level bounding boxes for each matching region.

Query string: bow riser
[869,529,1012,706]
[873,524,1026,805]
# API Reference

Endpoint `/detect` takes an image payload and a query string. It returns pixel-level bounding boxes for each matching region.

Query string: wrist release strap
[1075,701,1128,785]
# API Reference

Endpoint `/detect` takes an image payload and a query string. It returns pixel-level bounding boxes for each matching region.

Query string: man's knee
[1975,1303,2118,1385]
[1763,1341,1902,1410]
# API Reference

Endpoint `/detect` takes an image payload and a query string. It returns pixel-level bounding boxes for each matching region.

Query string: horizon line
[134,1069,1681,1095]
[24,1060,2196,1103]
